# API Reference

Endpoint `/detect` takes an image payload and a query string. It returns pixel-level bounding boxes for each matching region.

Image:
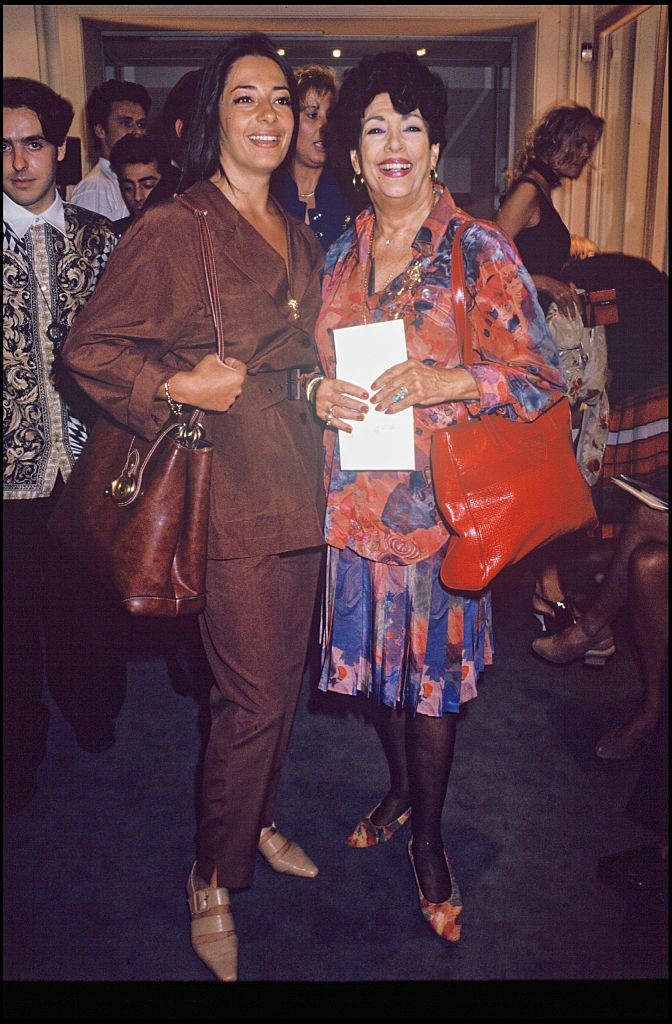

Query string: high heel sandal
[532,593,576,633]
[258,823,318,878]
[407,838,462,942]
[346,803,412,848]
[186,863,238,982]
[532,623,615,667]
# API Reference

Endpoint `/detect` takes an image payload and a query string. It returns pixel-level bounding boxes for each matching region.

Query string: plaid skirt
[595,384,668,538]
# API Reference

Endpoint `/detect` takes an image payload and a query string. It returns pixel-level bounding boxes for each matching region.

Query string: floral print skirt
[319,543,493,716]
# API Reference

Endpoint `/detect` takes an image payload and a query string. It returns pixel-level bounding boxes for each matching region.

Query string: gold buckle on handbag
[107,449,140,503]
[177,421,205,446]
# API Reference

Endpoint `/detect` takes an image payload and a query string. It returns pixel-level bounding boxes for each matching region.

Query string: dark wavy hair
[162,69,203,140]
[179,33,299,191]
[109,133,170,179]
[513,102,605,177]
[3,77,74,147]
[86,79,151,135]
[327,51,447,167]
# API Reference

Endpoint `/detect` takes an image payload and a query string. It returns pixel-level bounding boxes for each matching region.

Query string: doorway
[96,30,516,219]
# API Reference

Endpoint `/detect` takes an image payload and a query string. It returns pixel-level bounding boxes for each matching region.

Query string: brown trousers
[197,546,323,889]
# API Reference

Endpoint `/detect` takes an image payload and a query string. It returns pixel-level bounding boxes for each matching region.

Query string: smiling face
[3,105,65,214]
[295,88,334,171]
[351,92,439,211]
[216,54,294,186]
[550,120,601,180]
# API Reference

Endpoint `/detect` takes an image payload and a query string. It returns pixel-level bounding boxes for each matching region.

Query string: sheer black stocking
[407,712,458,902]
[368,702,458,902]
[369,704,411,826]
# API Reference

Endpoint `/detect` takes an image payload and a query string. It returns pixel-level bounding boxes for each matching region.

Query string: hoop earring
[352,172,365,192]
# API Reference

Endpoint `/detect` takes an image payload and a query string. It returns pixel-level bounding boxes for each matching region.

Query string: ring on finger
[392,385,409,404]
[325,404,335,426]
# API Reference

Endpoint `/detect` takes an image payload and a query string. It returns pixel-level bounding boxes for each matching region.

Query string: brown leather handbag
[430,219,598,591]
[48,195,223,616]
[579,287,619,327]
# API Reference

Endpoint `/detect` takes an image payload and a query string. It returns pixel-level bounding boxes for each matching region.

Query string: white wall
[3,5,41,80]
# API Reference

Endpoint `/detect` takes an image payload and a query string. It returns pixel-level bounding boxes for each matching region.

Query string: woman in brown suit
[63,34,326,982]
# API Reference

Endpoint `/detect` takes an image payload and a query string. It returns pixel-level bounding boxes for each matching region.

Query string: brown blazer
[62,180,326,559]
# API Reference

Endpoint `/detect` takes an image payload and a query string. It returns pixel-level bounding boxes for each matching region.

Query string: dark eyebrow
[4,134,48,144]
[231,84,290,92]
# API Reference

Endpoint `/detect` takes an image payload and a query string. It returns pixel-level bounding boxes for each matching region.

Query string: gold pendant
[288,297,301,321]
[407,262,423,285]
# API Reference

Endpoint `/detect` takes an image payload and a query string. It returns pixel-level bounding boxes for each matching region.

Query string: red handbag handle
[451,219,473,365]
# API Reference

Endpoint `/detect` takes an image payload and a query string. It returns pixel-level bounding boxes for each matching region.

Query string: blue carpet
[3,565,668,1013]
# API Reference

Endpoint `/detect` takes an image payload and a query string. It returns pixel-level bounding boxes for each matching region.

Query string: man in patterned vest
[3,77,127,813]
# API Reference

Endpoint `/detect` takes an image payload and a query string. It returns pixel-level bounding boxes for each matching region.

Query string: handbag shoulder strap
[451,218,473,365]
[174,193,225,361]
[451,217,500,365]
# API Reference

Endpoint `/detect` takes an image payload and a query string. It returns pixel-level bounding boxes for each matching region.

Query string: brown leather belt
[225,368,310,416]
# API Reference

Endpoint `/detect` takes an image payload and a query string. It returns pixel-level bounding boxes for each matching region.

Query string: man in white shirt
[3,77,127,813]
[70,79,150,222]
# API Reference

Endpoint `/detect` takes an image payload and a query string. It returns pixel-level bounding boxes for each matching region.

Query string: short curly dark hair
[86,79,151,135]
[328,52,447,166]
[109,133,170,178]
[3,77,74,147]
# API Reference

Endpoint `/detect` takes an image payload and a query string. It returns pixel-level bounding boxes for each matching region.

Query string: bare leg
[581,504,668,637]
[596,541,668,757]
[407,712,458,902]
[533,505,668,664]
[536,558,566,605]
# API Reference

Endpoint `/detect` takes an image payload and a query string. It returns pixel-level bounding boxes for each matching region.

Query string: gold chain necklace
[275,201,301,321]
[361,222,424,326]
[214,177,302,322]
[363,190,439,315]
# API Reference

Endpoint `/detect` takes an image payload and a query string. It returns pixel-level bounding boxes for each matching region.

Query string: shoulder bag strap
[451,219,473,365]
[174,194,225,360]
[171,193,228,430]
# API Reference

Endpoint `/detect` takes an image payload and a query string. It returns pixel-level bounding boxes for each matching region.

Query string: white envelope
[333,320,416,471]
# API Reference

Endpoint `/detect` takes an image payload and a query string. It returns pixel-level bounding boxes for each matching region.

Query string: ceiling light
[277,48,286,56]
[416,48,427,57]
[332,49,342,58]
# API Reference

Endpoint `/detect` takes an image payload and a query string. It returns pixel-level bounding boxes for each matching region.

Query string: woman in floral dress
[307,51,566,941]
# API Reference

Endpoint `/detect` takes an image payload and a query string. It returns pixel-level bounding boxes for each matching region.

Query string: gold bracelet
[305,374,325,407]
[164,379,183,417]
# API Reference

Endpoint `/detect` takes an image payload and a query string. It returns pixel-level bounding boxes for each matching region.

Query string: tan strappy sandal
[186,862,238,982]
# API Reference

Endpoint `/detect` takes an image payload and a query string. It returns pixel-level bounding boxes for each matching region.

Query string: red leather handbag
[430,220,598,591]
[48,195,222,616]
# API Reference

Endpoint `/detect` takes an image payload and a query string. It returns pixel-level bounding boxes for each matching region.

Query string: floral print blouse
[314,184,566,565]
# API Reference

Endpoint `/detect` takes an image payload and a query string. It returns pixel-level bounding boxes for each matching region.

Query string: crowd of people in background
[3,30,668,983]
